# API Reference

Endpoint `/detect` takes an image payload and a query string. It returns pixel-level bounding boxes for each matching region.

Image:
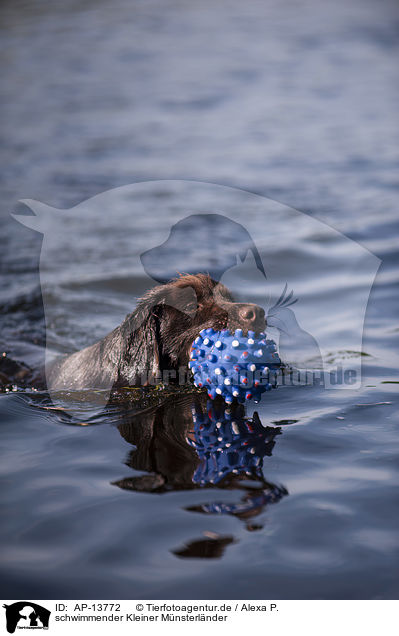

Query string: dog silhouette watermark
[3,602,50,634]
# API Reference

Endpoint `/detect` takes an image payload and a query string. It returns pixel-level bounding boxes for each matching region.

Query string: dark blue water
[1,0,398,599]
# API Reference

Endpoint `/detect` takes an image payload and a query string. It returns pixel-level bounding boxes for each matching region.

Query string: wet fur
[47,273,263,391]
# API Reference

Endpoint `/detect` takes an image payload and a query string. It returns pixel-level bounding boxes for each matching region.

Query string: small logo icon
[2,602,51,633]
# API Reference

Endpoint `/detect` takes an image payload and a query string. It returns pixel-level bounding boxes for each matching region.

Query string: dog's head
[126,273,266,371]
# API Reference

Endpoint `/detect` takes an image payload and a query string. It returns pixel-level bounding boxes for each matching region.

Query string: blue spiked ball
[189,328,281,404]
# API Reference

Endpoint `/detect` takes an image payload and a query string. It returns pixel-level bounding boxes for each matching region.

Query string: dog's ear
[117,281,198,385]
[118,305,163,385]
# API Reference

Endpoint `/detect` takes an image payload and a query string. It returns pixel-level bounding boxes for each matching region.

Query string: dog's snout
[239,305,260,322]
[238,303,266,330]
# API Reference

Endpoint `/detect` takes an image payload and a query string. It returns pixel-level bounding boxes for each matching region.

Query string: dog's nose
[238,304,266,330]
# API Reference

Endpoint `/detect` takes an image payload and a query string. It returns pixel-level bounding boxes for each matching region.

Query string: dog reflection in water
[113,393,288,559]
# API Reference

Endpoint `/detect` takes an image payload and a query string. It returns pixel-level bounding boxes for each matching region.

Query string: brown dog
[47,273,266,390]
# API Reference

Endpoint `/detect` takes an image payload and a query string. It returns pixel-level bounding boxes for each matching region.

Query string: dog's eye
[186,301,198,312]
